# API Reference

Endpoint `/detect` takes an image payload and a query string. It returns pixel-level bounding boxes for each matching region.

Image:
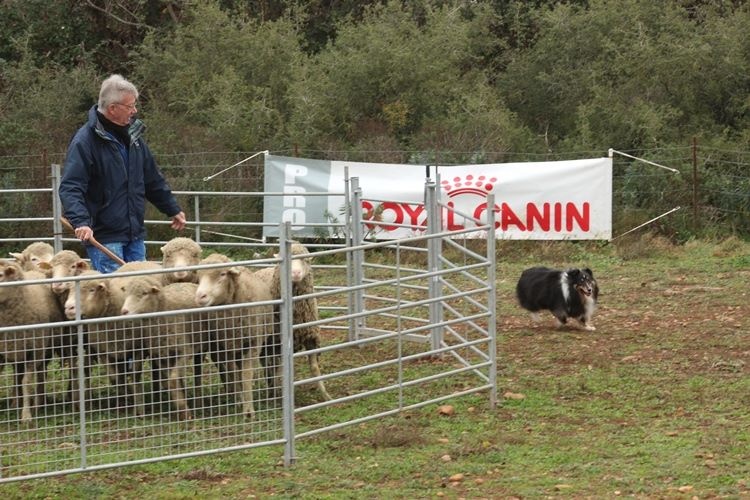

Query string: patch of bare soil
[499,263,750,379]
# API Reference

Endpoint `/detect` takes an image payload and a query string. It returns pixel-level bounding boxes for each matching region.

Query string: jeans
[86,239,146,273]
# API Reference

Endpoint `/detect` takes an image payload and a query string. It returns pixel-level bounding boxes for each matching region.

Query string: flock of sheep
[0,238,331,423]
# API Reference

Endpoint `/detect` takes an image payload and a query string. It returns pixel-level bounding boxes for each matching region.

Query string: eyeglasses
[113,101,138,110]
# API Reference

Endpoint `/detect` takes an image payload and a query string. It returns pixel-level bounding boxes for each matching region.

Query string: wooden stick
[60,217,126,266]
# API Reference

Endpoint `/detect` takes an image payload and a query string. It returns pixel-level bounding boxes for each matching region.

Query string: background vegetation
[1,0,749,239]
[1,1,749,239]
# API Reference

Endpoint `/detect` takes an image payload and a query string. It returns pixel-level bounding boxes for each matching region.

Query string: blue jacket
[59,105,182,243]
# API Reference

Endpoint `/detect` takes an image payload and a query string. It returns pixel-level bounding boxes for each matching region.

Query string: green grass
[4,237,750,498]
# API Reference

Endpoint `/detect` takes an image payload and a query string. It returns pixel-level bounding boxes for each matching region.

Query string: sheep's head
[121,279,162,315]
[290,255,312,284]
[64,273,108,319]
[195,254,240,307]
[161,237,202,283]
[9,242,55,272]
[49,251,89,295]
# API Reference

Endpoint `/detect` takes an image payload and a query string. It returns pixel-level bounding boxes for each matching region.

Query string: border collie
[515,266,599,331]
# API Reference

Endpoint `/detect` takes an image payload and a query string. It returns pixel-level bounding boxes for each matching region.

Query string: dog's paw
[584,325,596,331]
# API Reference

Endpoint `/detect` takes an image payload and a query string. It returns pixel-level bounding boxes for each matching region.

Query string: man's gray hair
[98,74,139,109]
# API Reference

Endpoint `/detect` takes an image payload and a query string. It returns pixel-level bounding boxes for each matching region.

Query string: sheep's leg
[37,355,49,408]
[167,355,192,420]
[131,358,145,417]
[105,359,126,409]
[19,362,36,423]
[12,364,23,409]
[239,350,255,419]
[307,352,332,401]
[148,355,169,409]
[224,359,240,402]
[150,358,166,406]
[193,352,203,400]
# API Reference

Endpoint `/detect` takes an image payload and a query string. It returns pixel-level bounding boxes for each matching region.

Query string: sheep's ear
[3,266,20,279]
[75,261,90,272]
[228,267,242,277]
[9,252,23,263]
[159,245,167,255]
[96,282,108,293]
[37,262,52,271]
[150,286,161,295]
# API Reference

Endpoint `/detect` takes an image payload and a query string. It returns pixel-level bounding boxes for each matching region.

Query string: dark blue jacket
[59,105,182,243]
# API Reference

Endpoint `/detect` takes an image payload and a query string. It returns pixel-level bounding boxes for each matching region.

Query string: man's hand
[171,211,187,231]
[74,225,93,242]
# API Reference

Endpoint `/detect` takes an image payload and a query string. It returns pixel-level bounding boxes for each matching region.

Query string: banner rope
[609,149,680,173]
[202,150,269,181]
[611,206,682,240]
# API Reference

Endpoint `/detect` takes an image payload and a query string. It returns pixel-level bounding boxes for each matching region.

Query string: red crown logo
[441,175,497,197]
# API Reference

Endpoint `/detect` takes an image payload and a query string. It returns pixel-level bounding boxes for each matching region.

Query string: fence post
[51,164,63,253]
[349,177,365,342]
[692,137,698,233]
[425,179,443,351]
[193,194,201,244]
[486,193,498,410]
[280,222,296,466]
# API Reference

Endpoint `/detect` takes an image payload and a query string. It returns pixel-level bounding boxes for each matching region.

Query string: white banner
[263,155,612,240]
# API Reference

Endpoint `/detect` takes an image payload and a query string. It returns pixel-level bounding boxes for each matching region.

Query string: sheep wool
[260,243,332,401]
[121,278,201,420]
[195,253,275,418]
[0,262,64,421]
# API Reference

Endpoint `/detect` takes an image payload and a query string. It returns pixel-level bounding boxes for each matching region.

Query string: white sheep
[160,237,202,285]
[47,249,90,296]
[0,261,64,422]
[121,278,200,420]
[159,236,206,388]
[195,253,275,419]
[42,249,91,408]
[9,241,55,273]
[258,243,331,401]
[63,261,162,416]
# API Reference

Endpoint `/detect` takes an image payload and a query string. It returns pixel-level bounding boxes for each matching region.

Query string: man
[59,74,186,273]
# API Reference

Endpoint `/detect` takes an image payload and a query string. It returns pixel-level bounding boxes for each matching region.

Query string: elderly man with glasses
[59,74,186,272]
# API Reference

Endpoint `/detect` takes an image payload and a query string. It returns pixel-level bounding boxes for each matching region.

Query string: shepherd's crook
[60,217,126,266]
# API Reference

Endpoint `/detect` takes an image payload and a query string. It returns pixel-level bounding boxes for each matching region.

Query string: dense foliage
[1,0,748,237]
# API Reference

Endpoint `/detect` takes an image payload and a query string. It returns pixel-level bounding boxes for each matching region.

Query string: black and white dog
[515,266,599,331]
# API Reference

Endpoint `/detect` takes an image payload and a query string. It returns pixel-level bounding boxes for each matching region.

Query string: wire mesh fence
[1,145,748,250]
[0,179,498,482]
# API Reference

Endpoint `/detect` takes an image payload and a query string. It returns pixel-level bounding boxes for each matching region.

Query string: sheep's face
[65,279,109,319]
[29,252,54,271]
[161,245,201,283]
[50,255,89,295]
[121,280,161,315]
[195,267,239,307]
[10,242,54,272]
[161,238,202,283]
[290,257,311,284]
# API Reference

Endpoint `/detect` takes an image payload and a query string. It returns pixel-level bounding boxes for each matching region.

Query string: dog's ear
[584,268,594,278]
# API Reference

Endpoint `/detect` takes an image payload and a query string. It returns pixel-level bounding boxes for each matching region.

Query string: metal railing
[0,178,497,482]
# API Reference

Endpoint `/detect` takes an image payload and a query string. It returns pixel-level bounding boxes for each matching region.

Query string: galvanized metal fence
[0,177,497,482]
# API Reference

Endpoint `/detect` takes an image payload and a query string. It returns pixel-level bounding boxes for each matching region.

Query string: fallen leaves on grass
[438,405,455,416]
